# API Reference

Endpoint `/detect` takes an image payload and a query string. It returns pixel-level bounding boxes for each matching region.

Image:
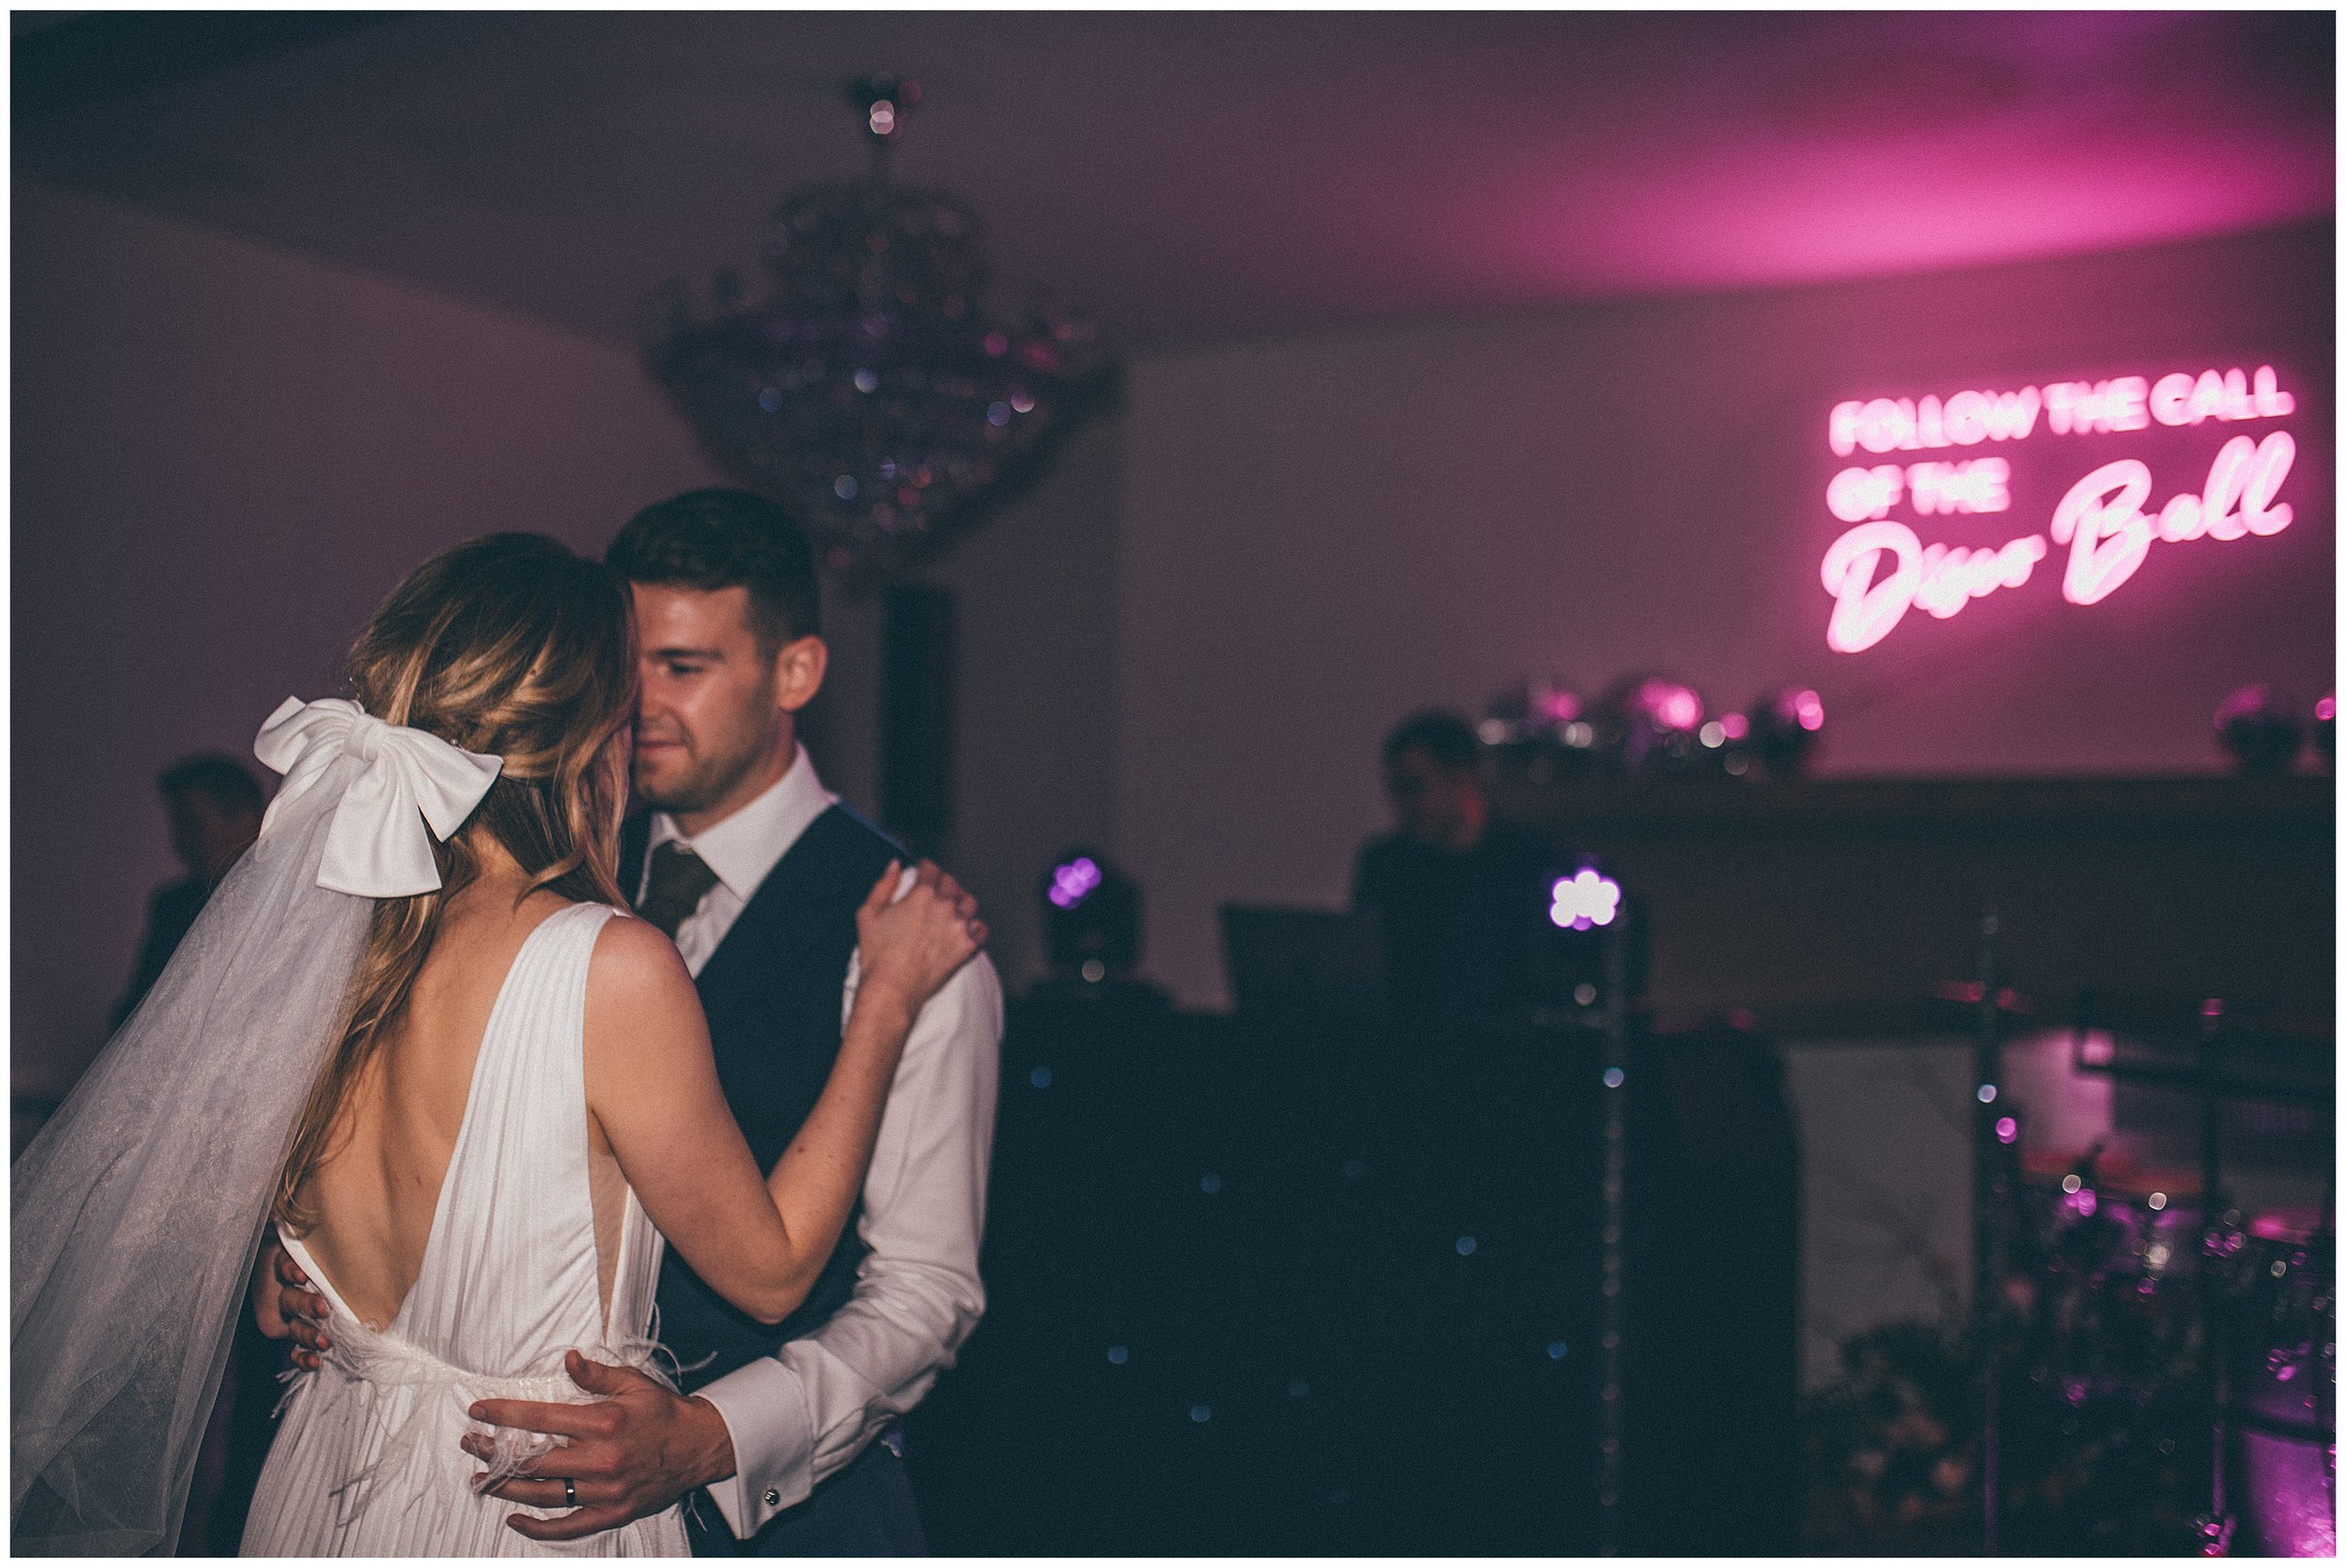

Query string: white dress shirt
[638,748,1003,1536]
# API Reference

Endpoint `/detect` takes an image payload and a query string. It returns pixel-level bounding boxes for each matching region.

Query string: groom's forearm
[696,952,1000,1537]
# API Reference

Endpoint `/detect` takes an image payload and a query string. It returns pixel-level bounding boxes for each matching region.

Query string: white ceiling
[15,10,2334,354]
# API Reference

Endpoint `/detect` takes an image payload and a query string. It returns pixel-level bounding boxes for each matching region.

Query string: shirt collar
[645,746,836,900]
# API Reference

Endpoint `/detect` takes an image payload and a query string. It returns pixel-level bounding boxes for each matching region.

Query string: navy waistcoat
[622,802,907,1393]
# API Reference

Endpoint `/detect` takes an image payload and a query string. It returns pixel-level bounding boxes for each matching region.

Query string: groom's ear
[772,633,829,715]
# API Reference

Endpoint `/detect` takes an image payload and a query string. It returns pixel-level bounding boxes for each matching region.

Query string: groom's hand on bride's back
[463,1348,735,1541]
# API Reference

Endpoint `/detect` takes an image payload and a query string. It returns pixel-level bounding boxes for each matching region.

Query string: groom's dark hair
[606,488,821,652]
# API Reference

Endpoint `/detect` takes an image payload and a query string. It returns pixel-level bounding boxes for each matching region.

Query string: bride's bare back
[295,872,626,1332]
[283,842,984,1340]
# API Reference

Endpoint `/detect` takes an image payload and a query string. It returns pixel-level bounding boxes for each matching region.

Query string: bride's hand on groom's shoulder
[856,859,987,1009]
[462,1349,734,1541]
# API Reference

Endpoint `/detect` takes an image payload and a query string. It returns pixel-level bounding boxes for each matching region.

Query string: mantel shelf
[1483,768,2334,1022]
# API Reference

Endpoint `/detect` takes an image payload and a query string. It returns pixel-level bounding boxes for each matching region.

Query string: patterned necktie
[639,841,721,938]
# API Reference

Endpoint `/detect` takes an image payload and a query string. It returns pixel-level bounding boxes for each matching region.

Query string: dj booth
[906,995,1800,1556]
[905,771,2329,1554]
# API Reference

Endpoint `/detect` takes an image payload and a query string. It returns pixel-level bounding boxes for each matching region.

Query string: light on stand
[1549,869,1622,932]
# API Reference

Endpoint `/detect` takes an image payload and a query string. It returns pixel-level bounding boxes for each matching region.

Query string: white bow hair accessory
[253,696,504,897]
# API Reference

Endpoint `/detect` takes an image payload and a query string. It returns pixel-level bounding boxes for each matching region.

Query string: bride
[12,533,984,1556]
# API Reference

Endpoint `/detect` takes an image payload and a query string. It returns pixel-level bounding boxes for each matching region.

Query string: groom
[287,490,1002,1552]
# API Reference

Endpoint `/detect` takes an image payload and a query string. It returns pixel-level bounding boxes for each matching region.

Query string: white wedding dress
[241,901,690,1557]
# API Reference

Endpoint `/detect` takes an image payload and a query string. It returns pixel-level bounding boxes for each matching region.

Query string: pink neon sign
[1819,365,2305,653]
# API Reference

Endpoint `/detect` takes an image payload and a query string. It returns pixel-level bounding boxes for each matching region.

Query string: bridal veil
[11,698,499,1554]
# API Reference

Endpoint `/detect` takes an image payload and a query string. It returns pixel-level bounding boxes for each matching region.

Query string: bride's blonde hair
[272,534,637,1231]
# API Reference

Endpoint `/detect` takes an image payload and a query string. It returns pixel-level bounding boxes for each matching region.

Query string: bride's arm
[585,862,982,1326]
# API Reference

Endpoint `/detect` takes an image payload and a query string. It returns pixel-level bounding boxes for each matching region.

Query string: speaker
[879,583,956,861]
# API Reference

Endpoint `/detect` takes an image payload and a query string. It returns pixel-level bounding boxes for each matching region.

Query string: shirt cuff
[693,1355,815,1537]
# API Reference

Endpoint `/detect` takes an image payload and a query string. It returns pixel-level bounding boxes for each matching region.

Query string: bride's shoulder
[581,910,704,1073]
[584,906,693,997]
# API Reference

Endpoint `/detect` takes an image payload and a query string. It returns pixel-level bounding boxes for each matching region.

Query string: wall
[13,181,1126,1092]
[16,187,2331,1040]
[815,412,1127,997]
[1112,223,2333,1007]
[11,183,724,1093]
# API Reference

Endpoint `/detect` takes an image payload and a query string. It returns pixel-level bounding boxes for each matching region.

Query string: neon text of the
[1828,458,2010,522]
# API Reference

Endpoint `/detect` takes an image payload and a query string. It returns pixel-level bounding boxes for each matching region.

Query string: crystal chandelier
[644,76,1114,586]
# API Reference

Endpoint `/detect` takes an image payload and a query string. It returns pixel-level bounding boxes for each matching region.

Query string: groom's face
[629,582,810,831]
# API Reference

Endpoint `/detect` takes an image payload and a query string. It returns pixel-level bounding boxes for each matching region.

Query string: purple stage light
[1048,855,1104,908]
[1995,1115,2018,1143]
[1550,869,1622,930]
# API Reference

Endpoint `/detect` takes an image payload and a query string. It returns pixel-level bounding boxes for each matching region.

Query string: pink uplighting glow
[1820,364,2303,650]
[1048,857,1103,909]
[1549,870,1622,931]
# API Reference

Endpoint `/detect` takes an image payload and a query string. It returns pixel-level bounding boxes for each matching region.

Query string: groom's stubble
[626,581,827,838]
